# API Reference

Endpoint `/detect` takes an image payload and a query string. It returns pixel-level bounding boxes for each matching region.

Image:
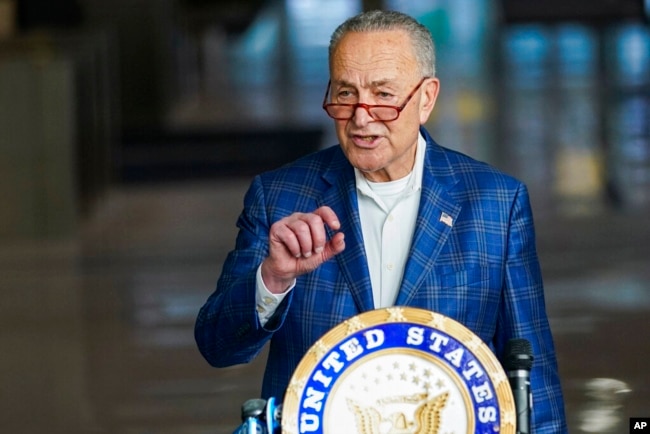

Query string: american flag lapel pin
[440,212,453,227]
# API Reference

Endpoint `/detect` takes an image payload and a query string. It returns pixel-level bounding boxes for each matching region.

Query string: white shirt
[256,134,426,324]
[355,134,424,307]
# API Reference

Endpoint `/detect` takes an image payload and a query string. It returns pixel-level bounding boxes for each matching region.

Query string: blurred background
[0,0,649,433]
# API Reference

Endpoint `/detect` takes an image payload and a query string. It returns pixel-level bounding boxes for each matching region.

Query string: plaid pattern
[195,128,567,433]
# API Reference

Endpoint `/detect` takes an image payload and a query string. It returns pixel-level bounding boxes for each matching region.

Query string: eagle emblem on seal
[346,391,449,434]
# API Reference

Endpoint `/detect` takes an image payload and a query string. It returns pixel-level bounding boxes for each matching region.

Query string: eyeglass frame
[322,76,430,122]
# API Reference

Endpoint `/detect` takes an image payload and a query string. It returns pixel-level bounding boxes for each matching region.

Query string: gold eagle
[346,392,449,434]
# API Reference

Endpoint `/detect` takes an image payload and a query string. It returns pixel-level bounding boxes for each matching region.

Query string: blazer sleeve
[496,183,568,434]
[194,175,292,367]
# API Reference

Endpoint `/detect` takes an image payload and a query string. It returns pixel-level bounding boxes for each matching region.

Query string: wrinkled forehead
[329,30,420,83]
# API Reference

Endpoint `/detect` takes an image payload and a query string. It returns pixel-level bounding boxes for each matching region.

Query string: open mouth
[353,134,380,144]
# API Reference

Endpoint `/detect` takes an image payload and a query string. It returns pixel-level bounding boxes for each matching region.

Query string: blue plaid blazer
[195,127,567,433]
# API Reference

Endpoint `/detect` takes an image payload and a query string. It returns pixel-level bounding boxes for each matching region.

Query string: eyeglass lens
[326,105,398,121]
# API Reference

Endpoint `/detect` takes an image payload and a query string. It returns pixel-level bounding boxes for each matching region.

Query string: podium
[235,307,516,434]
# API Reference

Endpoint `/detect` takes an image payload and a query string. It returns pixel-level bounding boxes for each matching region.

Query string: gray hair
[329,10,436,77]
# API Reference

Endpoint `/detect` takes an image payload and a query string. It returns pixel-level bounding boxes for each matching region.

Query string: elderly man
[195,9,567,433]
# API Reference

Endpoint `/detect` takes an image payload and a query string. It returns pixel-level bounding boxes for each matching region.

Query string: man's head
[325,10,440,182]
[329,10,436,78]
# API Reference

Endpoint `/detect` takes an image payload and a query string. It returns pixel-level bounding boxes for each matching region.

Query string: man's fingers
[313,206,341,231]
[283,208,340,257]
[269,207,343,263]
[270,223,302,258]
[295,231,346,275]
[323,231,345,259]
[286,216,321,257]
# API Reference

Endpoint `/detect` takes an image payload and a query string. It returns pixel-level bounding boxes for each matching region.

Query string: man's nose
[352,104,374,126]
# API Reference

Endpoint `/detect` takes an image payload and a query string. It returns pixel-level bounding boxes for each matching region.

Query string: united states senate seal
[282,307,515,434]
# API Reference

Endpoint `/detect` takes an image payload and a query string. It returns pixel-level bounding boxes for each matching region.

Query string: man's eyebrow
[370,79,394,88]
[332,79,395,88]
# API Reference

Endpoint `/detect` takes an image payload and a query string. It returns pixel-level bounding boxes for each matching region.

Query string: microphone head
[241,398,266,420]
[504,338,534,371]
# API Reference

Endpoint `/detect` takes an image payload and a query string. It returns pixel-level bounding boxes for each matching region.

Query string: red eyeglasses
[322,77,429,121]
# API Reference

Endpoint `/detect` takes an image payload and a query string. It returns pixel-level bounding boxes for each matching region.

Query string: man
[195,10,567,433]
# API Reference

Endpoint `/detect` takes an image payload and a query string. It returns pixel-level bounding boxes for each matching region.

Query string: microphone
[233,398,282,434]
[241,398,266,420]
[504,338,533,434]
[234,399,266,434]
[264,397,282,434]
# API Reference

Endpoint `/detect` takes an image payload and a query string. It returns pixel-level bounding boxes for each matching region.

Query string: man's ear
[419,78,440,124]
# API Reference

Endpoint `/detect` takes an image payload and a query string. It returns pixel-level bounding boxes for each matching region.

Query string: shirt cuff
[255,264,295,326]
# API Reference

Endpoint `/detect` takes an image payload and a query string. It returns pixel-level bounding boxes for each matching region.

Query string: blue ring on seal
[294,321,503,434]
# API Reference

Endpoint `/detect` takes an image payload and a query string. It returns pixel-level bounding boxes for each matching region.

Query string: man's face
[329,29,439,182]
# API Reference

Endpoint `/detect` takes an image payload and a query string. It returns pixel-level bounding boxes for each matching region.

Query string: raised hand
[260,206,346,294]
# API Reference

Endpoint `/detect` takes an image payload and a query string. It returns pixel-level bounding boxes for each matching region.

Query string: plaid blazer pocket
[433,264,503,336]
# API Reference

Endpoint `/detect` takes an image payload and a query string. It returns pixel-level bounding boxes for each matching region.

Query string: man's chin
[354,164,390,182]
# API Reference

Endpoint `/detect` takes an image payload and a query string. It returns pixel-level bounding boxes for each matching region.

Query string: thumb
[321,231,345,261]
[296,231,345,275]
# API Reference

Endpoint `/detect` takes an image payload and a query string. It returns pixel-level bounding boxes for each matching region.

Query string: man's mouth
[358,135,377,141]
[349,132,383,148]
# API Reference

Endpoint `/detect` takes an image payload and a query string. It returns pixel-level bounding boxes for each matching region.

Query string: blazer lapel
[318,157,375,313]
[395,139,462,306]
